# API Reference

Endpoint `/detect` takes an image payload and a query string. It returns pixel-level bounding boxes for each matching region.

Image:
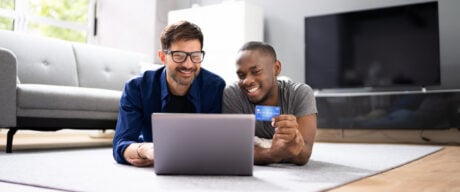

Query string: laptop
[151,113,255,176]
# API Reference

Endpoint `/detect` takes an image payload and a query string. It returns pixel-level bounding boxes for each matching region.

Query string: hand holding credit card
[255,105,280,121]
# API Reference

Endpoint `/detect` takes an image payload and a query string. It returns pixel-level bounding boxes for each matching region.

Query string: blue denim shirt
[113,66,226,164]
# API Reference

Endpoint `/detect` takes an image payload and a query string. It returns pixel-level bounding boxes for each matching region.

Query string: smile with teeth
[178,68,194,74]
[246,86,259,93]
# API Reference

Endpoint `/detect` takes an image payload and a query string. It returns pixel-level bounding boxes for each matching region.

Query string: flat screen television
[304,2,440,90]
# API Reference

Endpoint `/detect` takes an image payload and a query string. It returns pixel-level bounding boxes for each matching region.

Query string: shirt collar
[160,69,169,101]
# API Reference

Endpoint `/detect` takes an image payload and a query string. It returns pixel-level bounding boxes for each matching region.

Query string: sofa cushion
[17,109,118,120]
[17,84,121,113]
[0,30,79,86]
[72,43,146,91]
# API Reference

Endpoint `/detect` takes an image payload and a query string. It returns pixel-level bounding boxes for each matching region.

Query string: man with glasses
[113,21,226,167]
[223,41,317,165]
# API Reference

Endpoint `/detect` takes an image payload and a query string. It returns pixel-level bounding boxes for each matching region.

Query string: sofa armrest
[0,47,17,127]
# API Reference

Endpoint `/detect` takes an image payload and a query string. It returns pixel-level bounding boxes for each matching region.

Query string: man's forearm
[254,146,282,165]
[253,135,313,165]
[285,146,311,165]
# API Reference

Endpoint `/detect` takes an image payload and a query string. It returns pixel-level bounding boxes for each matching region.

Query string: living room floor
[0,129,113,152]
[330,145,460,192]
[1,128,459,192]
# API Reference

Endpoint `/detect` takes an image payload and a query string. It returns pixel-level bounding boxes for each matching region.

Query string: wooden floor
[329,145,460,192]
[0,129,113,151]
[1,128,459,191]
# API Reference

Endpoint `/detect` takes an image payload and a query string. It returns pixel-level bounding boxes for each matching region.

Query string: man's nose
[182,56,195,68]
[242,74,255,85]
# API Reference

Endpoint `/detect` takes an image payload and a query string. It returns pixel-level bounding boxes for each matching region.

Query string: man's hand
[271,115,304,159]
[254,114,317,165]
[124,142,154,167]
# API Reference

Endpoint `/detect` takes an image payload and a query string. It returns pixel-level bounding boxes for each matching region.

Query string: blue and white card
[255,105,280,121]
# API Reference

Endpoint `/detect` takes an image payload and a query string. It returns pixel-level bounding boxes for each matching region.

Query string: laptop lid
[151,113,255,176]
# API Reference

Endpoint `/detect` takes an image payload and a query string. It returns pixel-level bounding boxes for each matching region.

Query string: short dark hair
[160,20,204,50]
[238,41,277,61]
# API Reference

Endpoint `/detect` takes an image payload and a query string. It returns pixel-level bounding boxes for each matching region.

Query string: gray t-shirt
[222,80,317,139]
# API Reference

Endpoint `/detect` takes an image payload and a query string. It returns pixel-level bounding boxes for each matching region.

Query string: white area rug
[0,143,442,192]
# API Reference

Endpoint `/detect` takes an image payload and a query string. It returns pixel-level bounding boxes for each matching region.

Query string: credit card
[255,105,280,121]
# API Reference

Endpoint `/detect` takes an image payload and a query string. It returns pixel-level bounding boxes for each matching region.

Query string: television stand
[315,89,460,130]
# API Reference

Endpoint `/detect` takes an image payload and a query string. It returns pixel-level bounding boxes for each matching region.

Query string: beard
[245,77,278,105]
[170,67,198,86]
[249,85,273,104]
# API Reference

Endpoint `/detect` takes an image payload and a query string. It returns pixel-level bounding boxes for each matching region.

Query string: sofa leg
[6,128,18,153]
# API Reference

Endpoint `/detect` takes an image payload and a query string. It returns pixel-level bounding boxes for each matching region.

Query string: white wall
[95,0,460,89]
[95,0,156,62]
[167,1,263,83]
[438,0,460,89]
[187,0,460,90]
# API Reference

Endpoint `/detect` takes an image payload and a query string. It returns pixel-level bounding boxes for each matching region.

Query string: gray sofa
[0,30,152,153]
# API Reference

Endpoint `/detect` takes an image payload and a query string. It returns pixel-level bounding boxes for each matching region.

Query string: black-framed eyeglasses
[163,50,205,63]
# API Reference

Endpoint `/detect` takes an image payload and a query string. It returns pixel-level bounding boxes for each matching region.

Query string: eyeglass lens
[171,51,204,63]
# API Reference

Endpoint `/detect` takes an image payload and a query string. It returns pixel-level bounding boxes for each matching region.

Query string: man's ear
[158,50,166,64]
[274,60,282,76]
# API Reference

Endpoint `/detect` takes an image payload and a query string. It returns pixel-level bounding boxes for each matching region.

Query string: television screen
[305,2,440,90]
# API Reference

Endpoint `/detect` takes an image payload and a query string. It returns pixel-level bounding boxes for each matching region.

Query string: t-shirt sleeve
[293,84,318,117]
[222,84,244,114]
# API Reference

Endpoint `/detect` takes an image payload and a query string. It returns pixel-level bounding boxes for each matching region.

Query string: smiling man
[223,41,317,165]
[113,21,226,167]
